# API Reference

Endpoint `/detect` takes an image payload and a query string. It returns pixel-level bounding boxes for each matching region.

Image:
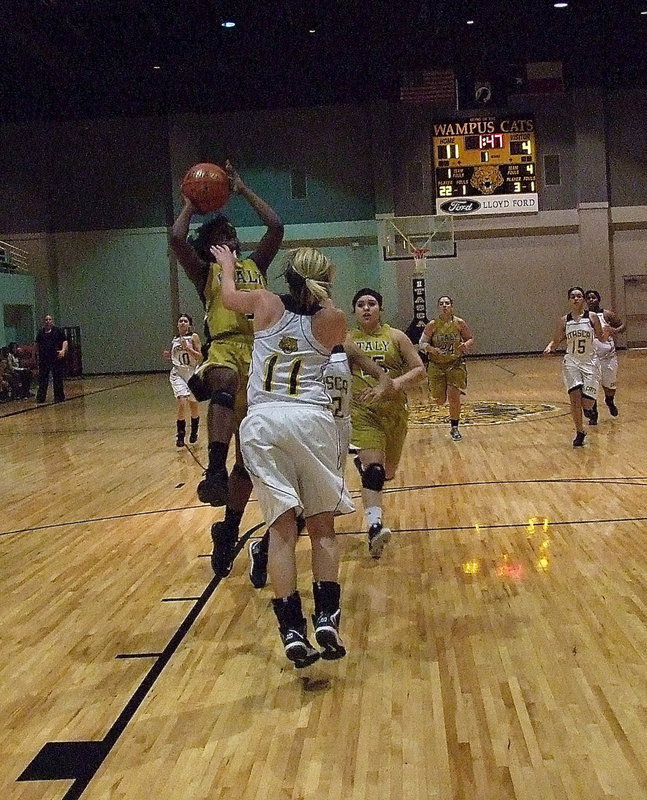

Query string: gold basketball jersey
[204,258,266,341]
[430,317,462,363]
[350,323,408,396]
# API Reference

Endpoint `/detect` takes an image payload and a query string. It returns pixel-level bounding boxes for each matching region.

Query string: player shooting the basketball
[170,160,284,577]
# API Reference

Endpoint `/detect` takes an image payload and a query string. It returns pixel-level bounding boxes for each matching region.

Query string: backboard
[378,214,456,265]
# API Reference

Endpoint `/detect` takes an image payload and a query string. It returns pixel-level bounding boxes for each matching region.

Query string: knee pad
[361,463,385,492]
[187,373,211,402]
[211,388,235,410]
[231,462,249,482]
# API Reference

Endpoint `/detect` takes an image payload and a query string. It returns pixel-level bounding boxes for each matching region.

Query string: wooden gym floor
[1,352,646,800]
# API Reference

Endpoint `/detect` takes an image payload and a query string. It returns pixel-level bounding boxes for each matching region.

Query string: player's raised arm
[226,161,284,275]
[170,197,208,295]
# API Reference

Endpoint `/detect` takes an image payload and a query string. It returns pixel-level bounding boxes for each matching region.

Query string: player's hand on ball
[181,194,198,214]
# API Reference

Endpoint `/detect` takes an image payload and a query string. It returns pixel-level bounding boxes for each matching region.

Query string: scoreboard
[432,116,538,216]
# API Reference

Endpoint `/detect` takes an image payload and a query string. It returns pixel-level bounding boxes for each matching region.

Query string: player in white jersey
[585,289,626,423]
[213,243,353,668]
[163,314,202,447]
[324,341,394,471]
[544,286,607,446]
[248,341,393,590]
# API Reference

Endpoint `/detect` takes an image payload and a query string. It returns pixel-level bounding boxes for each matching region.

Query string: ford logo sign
[439,199,481,214]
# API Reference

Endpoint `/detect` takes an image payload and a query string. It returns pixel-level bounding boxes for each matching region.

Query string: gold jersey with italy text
[429,316,462,364]
[204,258,266,341]
[350,323,408,408]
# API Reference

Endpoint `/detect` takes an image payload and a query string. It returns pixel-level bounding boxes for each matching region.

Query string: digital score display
[432,116,538,216]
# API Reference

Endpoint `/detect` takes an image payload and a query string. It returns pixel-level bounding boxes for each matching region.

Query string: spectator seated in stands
[0,348,11,401]
[7,342,33,398]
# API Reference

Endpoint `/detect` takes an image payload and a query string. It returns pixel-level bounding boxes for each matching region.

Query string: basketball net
[412,248,429,275]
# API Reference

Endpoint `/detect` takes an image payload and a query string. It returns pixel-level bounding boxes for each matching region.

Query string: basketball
[181,163,231,213]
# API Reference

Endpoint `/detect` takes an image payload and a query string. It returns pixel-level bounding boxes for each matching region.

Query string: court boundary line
[2,476,645,538]
[16,522,264,799]
[0,375,154,419]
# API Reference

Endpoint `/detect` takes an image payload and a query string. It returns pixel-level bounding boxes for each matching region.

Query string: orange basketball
[181,163,231,213]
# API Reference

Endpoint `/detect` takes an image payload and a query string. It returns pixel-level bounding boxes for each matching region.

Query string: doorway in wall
[623,275,647,347]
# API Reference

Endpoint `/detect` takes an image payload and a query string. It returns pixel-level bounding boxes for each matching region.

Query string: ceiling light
[221,20,236,28]
[309,28,316,33]
[467,19,474,25]
[553,2,568,7]
[641,9,647,13]
[153,65,161,70]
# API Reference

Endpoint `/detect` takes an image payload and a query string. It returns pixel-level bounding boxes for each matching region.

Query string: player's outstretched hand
[210,244,236,270]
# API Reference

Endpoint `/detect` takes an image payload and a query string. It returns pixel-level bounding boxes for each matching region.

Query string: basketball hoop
[412,248,429,275]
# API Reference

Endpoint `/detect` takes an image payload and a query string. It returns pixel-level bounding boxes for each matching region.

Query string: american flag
[399,69,457,105]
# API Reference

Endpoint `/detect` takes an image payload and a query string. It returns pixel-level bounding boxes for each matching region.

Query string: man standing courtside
[35,314,68,403]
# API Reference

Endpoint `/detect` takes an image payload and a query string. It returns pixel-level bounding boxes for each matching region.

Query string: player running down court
[418,296,475,441]
[215,244,354,668]
[584,289,626,423]
[170,161,284,577]
[248,340,394,590]
[544,286,607,446]
[163,314,202,447]
[350,288,425,559]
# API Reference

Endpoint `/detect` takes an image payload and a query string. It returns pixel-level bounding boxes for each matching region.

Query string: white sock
[365,505,382,527]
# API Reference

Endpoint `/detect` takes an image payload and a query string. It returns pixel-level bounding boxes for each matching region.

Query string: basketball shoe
[573,431,586,447]
[249,539,268,589]
[197,467,228,506]
[210,521,238,578]
[272,593,320,668]
[605,396,618,416]
[368,522,391,559]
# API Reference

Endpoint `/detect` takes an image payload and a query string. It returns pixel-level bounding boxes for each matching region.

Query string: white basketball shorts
[169,366,196,399]
[562,357,599,400]
[240,403,355,528]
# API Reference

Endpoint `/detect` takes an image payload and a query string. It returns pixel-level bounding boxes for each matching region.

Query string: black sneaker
[176,434,185,447]
[248,539,268,589]
[188,430,198,444]
[588,408,598,426]
[450,426,462,441]
[368,522,391,559]
[197,468,228,506]
[606,398,618,417]
[210,521,238,578]
[281,628,321,668]
[313,610,346,660]
[573,431,586,447]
